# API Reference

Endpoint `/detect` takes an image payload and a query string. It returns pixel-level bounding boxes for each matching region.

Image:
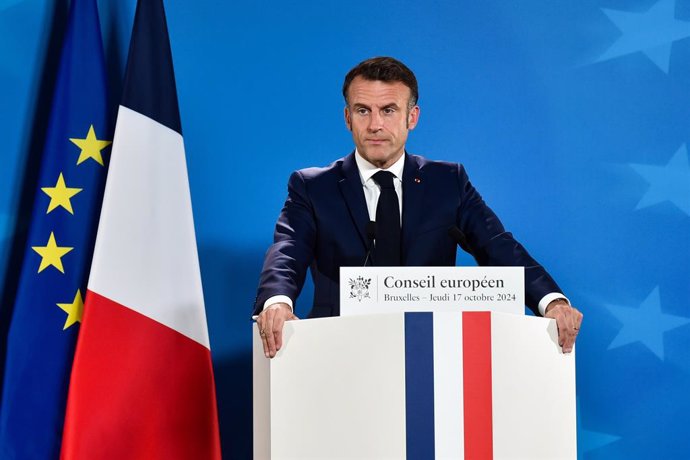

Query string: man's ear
[407,105,420,131]
[344,106,352,131]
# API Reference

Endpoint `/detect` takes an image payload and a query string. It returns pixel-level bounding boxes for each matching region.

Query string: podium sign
[340,266,525,316]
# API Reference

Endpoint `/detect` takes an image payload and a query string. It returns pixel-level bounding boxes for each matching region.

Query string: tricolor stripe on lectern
[405,312,436,459]
[60,0,221,458]
[404,311,494,460]
[463,312,494,459]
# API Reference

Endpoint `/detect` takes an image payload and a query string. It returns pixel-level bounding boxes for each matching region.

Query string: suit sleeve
[253,171,316,316]
[455,165,562,315]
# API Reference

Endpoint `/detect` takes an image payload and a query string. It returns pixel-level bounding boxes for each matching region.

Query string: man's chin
[364,154,403,169]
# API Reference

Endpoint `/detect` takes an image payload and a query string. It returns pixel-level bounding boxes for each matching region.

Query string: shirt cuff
[264,295,293,311]
[251,295,294,321]
[538,293,569,316]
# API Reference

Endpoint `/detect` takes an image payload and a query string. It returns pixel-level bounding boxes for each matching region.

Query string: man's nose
[367,111,383,131]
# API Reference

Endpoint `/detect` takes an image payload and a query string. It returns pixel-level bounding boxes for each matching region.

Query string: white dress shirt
[355,149,404,225]
[262,150,567,316]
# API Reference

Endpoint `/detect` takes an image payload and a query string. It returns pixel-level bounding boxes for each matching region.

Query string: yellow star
[57,289,84,330]
[69,125,111,166]
[31,232,74,274]
[41,173,82,214]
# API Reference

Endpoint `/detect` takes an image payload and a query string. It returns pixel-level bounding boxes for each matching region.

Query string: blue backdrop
[2,0,689,458]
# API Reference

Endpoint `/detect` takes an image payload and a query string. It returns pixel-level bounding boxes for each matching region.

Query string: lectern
[253,311,576,459]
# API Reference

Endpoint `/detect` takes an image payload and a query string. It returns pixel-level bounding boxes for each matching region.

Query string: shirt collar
[354,149,406,184]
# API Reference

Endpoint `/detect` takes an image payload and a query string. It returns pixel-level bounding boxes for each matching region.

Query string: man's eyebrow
[351,102,400,109]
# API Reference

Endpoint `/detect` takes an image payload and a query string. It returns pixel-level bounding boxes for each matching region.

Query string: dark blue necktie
[372,171,401,266]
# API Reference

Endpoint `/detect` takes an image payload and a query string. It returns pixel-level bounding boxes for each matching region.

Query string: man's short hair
[342,57,419,108]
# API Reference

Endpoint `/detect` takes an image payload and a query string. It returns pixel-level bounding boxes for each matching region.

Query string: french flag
[61,0,221,458]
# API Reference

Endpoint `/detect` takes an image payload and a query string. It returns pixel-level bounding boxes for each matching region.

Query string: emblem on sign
[348,276,371,302]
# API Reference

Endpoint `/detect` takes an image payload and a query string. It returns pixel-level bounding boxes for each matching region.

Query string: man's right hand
[256,302,298,358]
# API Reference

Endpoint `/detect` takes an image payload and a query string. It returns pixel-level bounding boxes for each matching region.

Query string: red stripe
[61,290,221,459]
[463,311,493,460]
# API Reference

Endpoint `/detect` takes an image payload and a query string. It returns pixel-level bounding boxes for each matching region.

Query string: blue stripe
[121,0,182,134]
[405,312,435,460]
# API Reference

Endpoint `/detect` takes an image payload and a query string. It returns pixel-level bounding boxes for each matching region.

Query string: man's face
[344,76,420,169]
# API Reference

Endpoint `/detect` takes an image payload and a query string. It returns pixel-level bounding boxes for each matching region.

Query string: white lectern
[253,311,576,460]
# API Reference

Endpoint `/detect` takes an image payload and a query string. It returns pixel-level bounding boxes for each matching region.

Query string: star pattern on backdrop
[597,0,690,72]
[606,286,690,360]
[41,172,82,214]
[31,231,74,274]
[56,289,84,330]
[629,144,690,215]
[576,399,621,453]
[69,124,111,166]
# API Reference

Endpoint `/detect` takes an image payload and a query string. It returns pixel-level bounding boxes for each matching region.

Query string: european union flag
[0,0,112,457]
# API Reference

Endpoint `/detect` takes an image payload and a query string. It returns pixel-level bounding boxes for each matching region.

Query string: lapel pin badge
[414,177,421,184]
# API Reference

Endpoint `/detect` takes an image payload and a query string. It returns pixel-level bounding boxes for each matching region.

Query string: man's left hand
[544,299,583,354]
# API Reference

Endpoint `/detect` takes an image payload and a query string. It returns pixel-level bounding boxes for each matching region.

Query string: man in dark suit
[255,57,582,358]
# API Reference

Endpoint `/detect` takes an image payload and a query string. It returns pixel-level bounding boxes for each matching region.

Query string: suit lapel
[338,153,370,247]
[402,154,425,263]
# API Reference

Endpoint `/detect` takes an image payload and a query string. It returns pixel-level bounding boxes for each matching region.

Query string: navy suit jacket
[254,152,561,318]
